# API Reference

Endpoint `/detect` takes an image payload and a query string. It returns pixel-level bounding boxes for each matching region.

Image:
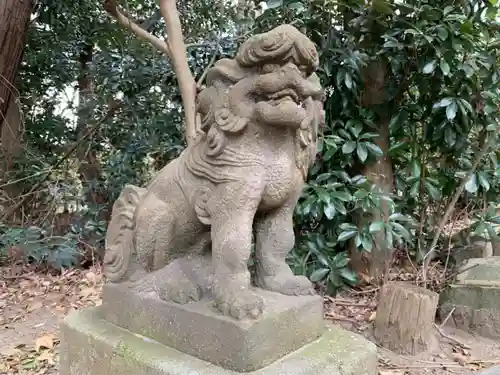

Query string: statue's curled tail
[103,184,147,282]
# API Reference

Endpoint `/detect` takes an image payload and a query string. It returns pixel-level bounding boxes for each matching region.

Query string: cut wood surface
[374,281,439,355]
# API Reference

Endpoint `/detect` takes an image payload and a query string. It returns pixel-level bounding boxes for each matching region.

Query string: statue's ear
[214,107,248,133]
[206,59,246,86]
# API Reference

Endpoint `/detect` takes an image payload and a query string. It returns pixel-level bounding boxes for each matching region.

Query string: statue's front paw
[159,277,202,304]
[257,272,315,296]
[215,289,264,320]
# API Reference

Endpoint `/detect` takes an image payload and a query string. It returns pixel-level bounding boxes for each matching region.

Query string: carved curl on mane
[190,25,324,184]
[235,24,319,73]
[196,25,321,138]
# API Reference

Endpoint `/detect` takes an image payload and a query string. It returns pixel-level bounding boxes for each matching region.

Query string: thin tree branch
[139,9,162,31]
[103,0,170,55]
[0,100,122,222]
[159,0,197,144]
[422,131,496,282]
[103,0,198,144]
[196,48,218,91]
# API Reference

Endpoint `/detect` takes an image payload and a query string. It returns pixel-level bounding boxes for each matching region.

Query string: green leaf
[333,200,347,215]
[389,111,403,131]
[409,180,420,197]
[369,221,385,233]
[266,0,283,8]
[459,98,473,114]
[342,141,357,154]
[333,252,349,268]
[365,142,383,157]
[388,141,408,155]
[338,230,358,242]
[440,60,450,76]
[330,190,352,202]
[344,73,353,89]
[445,127,457,147]
[436,26,449,41]
[460,21,473,34]
[389,213,411,222]
[459,63,475,78]
[373,0,393,14]
[287,1,306,11]
[423,60,437,74]
[424,180,441,200]
[340,223,358,231]
[324,203,336,220]
[348,120,363,138]
[383,40,400,48]
[446,101,458,121]
[478,172,490,191]
[411,160,421,178]
[443,5,454,15]
[487,223,499,241]
[310,268,330,282]
[434,98,453,108]
[361,236,373,252]
[465,174,479,193]
[357,143,368,162]
[391,222,411,240]
[328,270,343,288]
[339,267,359,285]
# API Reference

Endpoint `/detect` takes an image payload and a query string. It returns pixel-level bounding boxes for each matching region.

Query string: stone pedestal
[440,257,500,340]
[60,285,377,375]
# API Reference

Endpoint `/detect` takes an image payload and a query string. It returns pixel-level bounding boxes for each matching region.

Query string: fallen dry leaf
[0,346,22,357]
[79,287,96,298]
[37,350,55,365]
[451,352,467,366]
[369,311,376,322]
[35,334,55,352]
[26,300,44,312]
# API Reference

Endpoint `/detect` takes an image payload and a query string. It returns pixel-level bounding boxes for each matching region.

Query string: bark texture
[350,59,394,280]
[0,0,33,218]
[76,43,108,214]
[0,0,32,121]
[374,282,438,355]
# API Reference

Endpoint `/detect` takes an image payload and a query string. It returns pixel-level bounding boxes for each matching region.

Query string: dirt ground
[1,265,499,375]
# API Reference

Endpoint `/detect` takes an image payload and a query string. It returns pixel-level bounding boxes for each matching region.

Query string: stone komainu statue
[103,24,325,320]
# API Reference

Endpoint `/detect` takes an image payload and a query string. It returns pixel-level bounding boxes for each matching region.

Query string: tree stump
[374,282,439,355]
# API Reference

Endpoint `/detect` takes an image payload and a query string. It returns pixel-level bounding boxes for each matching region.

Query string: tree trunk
[0,0,32,121]
[0,97,23,209]
[76,43,108,220]
[350,59,394,280]
[0,0,33,220]
[374,282,438,355]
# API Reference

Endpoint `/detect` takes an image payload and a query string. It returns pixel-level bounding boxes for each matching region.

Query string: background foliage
[1,0,499,294]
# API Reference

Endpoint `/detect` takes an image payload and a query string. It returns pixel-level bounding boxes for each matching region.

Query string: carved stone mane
[192,24,325,181]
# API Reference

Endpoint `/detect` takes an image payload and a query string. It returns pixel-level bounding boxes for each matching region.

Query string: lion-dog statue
[103,24,325,320]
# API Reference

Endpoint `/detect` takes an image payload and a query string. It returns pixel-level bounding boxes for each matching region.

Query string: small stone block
[59,307,377,375]
[455,257,500,287]
[100,283,324,372]
[439,257,500,339]
[475,365,500,375]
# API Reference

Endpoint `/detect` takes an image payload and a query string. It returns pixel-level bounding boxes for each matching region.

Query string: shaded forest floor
[1,264,499,375]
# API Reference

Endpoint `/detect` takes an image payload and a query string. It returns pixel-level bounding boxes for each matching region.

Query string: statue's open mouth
[267,88,302,106]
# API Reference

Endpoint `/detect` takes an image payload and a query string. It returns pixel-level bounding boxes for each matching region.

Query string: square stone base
[439,257,500,339]
[100,283,324,372]
[59,307,377,375]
